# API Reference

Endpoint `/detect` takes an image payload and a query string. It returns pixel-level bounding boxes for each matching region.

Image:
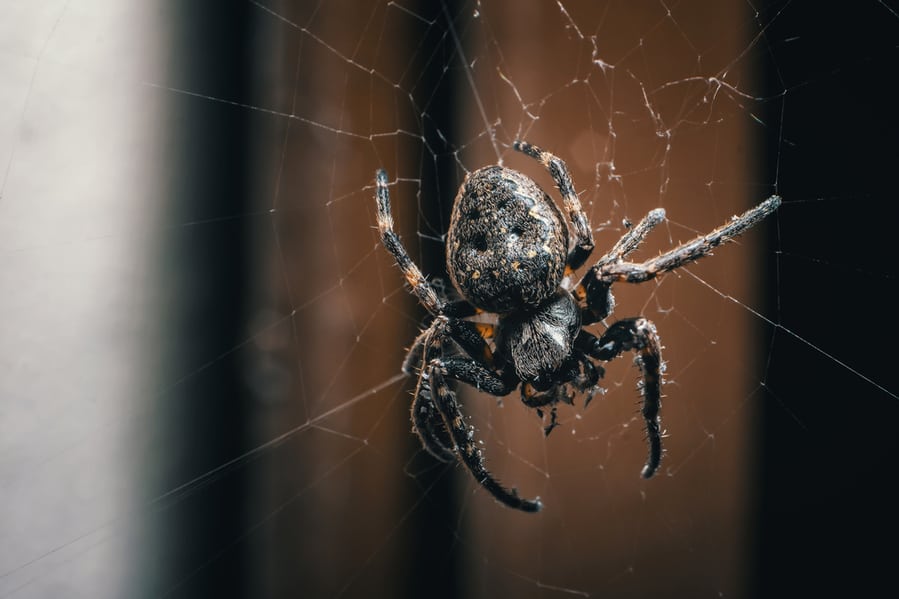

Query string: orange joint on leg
[572,283,587,302]
[475,323,495,339]
[474,323,496,365]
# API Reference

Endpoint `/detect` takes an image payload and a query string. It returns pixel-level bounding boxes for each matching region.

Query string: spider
[375,140,780,512]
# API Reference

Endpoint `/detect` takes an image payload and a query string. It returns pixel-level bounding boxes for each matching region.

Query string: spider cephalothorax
[375,140,780,512]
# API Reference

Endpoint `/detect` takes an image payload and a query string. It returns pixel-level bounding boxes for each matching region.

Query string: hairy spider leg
[575,195,780,325]
[571,348,603,400]
[572,209,666,323]
[582,318,664,478]
[428,360,542,512]
[375,169,446,315]
[409,317,508,462]
[402,326,431,376]
[402,301,482,376]
[571,207,661,325]
[411,371,456,462]
[375,172,539,506]
[407,315,521,474]
[409,317,541,511]
[376,170,501,463]
[593,195,782,285]
[415,319,517,403]
[404,316,497,371]
[593,208,667,269]
[513,140,595,271]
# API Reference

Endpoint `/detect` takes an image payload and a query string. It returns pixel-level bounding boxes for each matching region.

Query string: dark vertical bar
[139,2,252,597]
[406,1,463,598]
[754,3,899,596]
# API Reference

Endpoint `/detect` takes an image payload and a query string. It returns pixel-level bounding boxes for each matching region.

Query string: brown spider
[375,140,780,512]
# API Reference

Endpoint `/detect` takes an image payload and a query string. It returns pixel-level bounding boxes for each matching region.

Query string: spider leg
[402,326,431,376]
[411,371,456,462]
[573,210,663,324]
[404,319,457,461]
[575,196,780,325]
[413,318,535,510]
[421,318,517,398]
[583,318,664,478]
[405,316,509,387]
[592,195,781,285]
[593,208,667,269]
[571,347,603,391]
[428,360,542,512]
[572,333,607,406]
[445,319,502,371]
[407,316,508,460]
[402,302,482,375]
[513,140,595,270]
[437,356,518,395]
[375,169,446,315]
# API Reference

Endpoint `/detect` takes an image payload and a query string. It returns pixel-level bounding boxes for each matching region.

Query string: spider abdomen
[446,165,569,313]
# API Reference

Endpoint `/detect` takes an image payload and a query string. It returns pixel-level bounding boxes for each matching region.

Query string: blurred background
[1,1,896,598]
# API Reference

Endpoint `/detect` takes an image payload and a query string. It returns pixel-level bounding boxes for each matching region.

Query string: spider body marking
[446,165,569,313]
[375,140,780,512]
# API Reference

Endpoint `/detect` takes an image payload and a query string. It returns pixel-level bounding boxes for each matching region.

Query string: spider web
[1,1,897,598]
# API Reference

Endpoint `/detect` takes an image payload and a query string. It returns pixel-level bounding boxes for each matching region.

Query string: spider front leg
[375,169,446,315]
[594,208,667,269]
[576,196,780,325]
[590,195,781,286]
[575,209,666,325]
[513,140,595,270]
[582,319,664,478]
